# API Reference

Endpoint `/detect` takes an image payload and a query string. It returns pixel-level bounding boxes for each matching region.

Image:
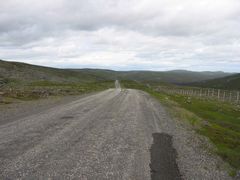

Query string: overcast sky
[0,0,240,72]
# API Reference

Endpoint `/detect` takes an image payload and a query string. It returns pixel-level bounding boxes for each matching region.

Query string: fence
[154,86,240,104]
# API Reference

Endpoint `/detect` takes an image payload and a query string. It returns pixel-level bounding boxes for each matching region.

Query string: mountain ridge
[0,59,234,85]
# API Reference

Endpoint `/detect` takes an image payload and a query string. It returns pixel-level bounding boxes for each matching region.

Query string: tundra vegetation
[0,79,114,104]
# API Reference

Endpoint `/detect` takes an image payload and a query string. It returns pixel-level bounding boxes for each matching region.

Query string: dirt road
[0,79,232,180]
[0,86,183,179]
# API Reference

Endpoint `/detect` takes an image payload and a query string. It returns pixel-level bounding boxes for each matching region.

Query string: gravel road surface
[0,85,232,179]
[0,88,182,179]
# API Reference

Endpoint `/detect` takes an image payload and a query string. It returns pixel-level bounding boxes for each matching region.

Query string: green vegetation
[0,60,109,83]
[170,96,240,171]
[116,70,232,84]
[0,60,116,103]
[122,80,240,175]
[188,73,240,90]
[0,80,114,103]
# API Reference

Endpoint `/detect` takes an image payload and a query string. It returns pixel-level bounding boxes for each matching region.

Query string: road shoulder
[139,90,233,180]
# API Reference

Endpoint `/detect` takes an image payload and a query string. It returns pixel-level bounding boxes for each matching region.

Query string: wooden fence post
[223,91,226,101]
[237,91,239,104]
[218,89,220,100]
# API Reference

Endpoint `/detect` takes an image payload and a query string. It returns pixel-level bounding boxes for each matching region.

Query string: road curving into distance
[0,82,182,179]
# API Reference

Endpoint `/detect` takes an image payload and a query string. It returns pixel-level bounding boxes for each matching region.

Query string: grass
[122,80,240,176]
[170,95,240,173]
[0,80,114,102]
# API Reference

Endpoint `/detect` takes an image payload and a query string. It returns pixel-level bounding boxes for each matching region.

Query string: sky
[0,0,240,72]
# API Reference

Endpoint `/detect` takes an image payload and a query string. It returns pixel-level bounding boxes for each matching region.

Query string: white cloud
[0,0,240,72]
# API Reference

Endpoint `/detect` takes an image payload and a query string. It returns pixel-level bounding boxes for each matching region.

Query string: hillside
[0,60,108,84]
[72,69,231,84]
[188,73,240,90]
[0,60,232,86]
[115,70,230,84]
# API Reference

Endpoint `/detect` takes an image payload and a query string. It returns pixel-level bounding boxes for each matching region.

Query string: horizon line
[0,59,238,73]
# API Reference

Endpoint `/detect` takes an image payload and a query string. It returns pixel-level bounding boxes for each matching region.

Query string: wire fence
[154,86,240,104]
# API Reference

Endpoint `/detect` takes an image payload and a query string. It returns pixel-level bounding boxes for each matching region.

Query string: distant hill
[188,73,240,90]
[0,59,233,85]
[114,70,231,84]
[72,69,232,84]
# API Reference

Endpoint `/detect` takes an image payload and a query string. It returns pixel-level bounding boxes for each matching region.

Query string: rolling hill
[113,70,231,84]
[0,60,108,84]
[0,59,233,86]
[72,69,232,84]
[188,73,240,90]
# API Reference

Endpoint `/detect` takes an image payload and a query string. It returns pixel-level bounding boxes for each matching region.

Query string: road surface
[115,80,121,89]
[0,85,181,179]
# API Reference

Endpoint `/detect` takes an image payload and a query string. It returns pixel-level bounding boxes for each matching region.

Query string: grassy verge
[0,80,114,103]
[122,80,240,176]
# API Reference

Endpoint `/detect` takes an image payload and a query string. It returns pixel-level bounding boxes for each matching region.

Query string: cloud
[0,0,240,72]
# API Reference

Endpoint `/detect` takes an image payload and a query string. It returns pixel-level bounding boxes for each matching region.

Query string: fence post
[223,91,226,101]
[218,89,220,100]
[237,91,239,104]
[229,92,232,102]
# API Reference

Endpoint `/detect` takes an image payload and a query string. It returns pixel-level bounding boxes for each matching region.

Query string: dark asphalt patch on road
[150,133,182,180]
[61,116,74,119]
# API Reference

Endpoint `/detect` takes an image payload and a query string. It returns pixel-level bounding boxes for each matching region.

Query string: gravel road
[0,88,182,179]
[0,86,232,179]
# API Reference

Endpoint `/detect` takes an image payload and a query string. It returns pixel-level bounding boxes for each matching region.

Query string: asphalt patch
[150,133,182,180]
[61,116,74,119]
